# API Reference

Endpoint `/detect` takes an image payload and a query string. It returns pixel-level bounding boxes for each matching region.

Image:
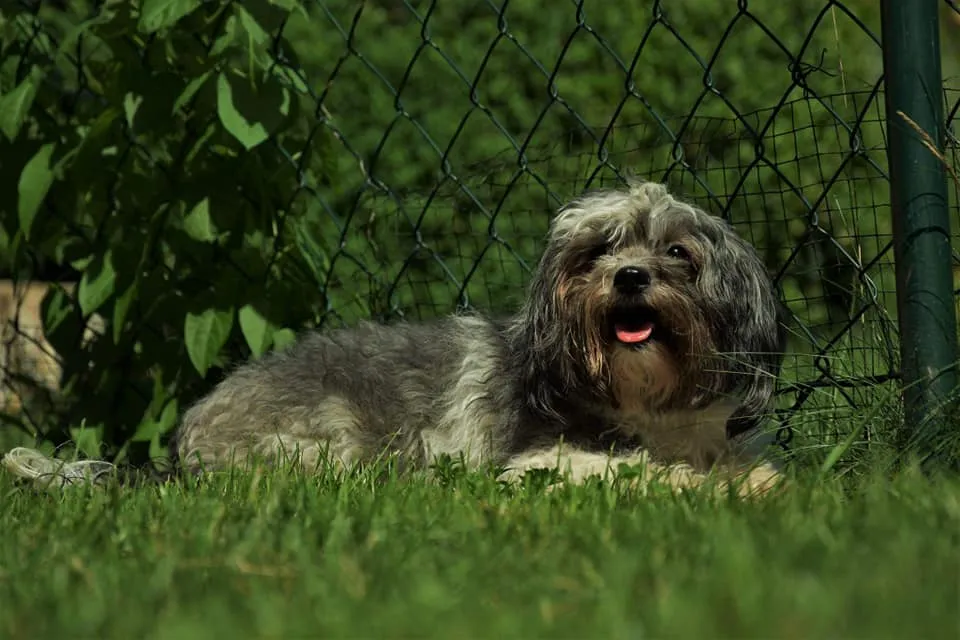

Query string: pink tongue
[615,322,654,344]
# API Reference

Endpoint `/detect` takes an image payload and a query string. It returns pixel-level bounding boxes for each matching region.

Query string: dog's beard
[589,287,714,413]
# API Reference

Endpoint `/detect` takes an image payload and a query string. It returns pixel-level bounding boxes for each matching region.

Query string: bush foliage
[1,0,344,461]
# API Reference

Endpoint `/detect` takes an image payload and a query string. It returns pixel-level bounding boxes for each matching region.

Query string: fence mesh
[2,0,959,456]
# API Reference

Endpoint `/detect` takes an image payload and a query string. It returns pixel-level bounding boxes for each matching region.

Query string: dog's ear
[512,197,616,424]
[695,219,788,439]
[511,240,572,425]
[725,297,788,439]
[518,352,570,425]
[726,373,776,438]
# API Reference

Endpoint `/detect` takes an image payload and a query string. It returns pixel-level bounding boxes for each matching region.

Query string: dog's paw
[727,462,785,498]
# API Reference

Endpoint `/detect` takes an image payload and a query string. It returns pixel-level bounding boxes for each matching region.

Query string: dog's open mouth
[610,305,658,346]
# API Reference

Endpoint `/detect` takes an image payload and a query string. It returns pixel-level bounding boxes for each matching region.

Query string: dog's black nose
[613,266,651,294]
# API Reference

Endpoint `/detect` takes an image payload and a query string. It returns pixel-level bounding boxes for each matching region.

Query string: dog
[163,180,788,495]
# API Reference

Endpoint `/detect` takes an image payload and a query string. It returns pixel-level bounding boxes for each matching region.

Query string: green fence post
[881,0,959,455]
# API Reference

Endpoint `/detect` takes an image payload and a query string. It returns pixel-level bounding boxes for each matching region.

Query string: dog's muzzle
[610,266,658,347]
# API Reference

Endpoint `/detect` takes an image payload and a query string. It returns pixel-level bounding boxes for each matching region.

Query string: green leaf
[132,399,179,442]
[268,0,306,12]
[0,66,44,141]
[17,143,56,239]
[239,304,274,358]
[172,70,212,115]
[123,92,143,129]
[183,198,217,242]
[184,307,234,376]
[210,15,240,58]
[70,255,94,272]
[235,5,270,46]
[42,286,74,336]
[41,285,86,358]
[294,218,332,283]
[70,423,105,460]
[216,72,270,150]
[113,280,139,343]
[272,327,297,351]
[0,225,12,270]
[138,0,201,33]
[75,107,122,157]
[53,235,88,266]
[78,250,118,316]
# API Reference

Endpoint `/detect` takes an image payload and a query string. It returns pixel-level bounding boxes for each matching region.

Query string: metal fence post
[881,0,959,450]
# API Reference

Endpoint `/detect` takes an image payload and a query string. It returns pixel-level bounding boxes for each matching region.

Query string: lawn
[2,457,958,639]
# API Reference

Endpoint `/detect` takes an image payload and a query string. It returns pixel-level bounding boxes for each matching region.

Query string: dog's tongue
[615,322,654,344]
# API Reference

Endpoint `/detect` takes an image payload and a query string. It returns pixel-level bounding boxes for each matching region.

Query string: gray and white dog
[169,180,787,494]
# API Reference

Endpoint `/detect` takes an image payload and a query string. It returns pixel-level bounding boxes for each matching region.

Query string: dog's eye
[667,245,692,262]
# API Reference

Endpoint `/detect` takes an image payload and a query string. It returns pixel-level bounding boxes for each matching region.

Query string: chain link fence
[1,0,959,457]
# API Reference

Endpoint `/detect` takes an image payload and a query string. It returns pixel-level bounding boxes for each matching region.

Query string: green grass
[2,458,959,639]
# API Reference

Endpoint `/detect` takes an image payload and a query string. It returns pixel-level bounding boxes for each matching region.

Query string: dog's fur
[170,181,787,495]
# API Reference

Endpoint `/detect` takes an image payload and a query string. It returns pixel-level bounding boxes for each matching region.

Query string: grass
[2,454,959,639]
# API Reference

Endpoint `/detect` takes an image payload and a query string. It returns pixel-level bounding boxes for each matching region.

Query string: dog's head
[514,180,786,438]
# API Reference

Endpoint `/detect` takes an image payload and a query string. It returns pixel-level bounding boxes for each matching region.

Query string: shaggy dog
[164,180,788,495]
